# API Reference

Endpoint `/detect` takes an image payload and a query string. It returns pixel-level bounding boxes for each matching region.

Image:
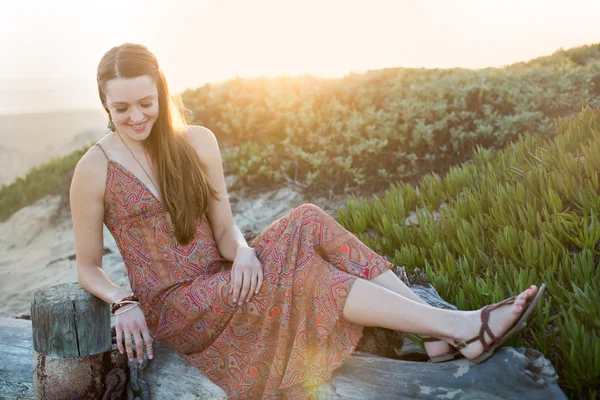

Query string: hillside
[182,43,600,197]
[0,108,107,185]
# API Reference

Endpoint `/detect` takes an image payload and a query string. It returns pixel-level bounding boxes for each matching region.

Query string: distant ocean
[0,78,100,115]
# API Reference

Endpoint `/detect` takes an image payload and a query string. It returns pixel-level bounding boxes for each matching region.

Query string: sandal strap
[453,295,521,351]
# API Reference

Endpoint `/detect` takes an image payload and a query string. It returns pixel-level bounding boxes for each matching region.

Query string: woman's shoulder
[183,125,219,157]
[78,136,112,172]
[184,125,215,145]
[71,137,112,198]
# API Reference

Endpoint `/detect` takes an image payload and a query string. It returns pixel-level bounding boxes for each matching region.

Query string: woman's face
[104,75,160,141]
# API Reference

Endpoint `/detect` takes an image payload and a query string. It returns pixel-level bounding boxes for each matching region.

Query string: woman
[70,43,545,399]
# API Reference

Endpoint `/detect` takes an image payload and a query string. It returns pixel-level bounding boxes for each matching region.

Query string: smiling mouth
[130,121,148,129]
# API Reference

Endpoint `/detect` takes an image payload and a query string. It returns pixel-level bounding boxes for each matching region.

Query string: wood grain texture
[30,282,111,357]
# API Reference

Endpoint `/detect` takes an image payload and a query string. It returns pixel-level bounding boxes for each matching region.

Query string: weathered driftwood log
[30,282,114,399]
[314,348,567,399]
[0,317,35,399]
[1,316,566,399]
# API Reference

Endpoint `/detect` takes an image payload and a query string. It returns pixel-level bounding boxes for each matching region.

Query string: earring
[107,120,116,132]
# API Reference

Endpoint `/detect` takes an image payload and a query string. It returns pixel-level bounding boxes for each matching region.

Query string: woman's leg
[370,270,435,307]
[342,278,539,360]
[371,270,454,356]
[299,203,452,354]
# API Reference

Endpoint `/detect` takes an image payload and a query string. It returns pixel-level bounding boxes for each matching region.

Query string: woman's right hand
[115,305,154,363]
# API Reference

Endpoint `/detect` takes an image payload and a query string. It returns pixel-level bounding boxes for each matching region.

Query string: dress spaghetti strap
[95,143,110,160]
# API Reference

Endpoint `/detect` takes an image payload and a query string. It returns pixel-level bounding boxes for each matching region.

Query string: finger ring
[126,350,133,353]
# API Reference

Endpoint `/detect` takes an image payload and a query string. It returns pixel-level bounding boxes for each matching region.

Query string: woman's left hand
[229,246,263,306]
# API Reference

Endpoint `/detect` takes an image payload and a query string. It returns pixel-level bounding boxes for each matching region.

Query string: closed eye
[116,102,153,113]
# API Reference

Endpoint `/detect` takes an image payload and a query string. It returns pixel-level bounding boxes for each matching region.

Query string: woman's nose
[130,107,145,122]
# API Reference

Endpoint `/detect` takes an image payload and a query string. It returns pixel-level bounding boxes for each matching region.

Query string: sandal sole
[423,337,462,363]
[430,351,461,363]
[470,283,547,364]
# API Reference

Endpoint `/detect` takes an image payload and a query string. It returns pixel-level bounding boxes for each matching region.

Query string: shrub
[0,144,92,221]
[183,44,600,198]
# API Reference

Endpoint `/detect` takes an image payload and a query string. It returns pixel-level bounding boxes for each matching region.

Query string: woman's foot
[448,284,543,362]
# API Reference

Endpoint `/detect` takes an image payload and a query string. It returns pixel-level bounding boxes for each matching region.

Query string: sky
[0,0,598,114]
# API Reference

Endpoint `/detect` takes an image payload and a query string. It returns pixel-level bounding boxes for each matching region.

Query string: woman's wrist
[111,294,140,313]
[114,303,140,316]
[108,288,134,304]
[236,245,255,256]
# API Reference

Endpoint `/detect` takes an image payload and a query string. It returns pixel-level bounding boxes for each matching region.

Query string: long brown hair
[96,43,219,245]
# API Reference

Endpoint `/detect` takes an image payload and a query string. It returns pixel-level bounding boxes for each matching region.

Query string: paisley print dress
[96,143,393,399]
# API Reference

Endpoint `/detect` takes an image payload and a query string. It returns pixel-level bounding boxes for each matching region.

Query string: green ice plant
[335,108,600,399]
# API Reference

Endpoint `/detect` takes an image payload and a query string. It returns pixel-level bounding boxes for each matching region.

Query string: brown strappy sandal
[422,337,461,363]
[452,283,546,364]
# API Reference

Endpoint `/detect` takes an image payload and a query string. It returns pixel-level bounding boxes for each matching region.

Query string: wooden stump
[30,282,113,399]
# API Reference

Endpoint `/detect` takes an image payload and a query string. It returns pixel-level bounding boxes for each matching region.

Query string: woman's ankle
[444,310,478,344]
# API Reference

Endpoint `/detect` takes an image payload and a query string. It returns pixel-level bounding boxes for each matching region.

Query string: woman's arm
[71,147,154,363]
[186,126,252,261]
[70,148,131,303]
[187,126,263,304]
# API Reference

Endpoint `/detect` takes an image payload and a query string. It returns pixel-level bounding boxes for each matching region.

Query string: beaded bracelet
[111,293,140,314]
[113,300,139,310]
[110,296,139,314]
